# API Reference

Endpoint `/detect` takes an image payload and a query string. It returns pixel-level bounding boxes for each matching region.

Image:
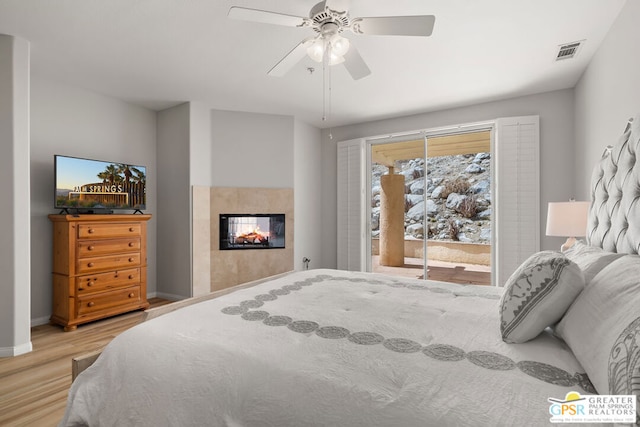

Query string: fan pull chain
[322,41,333,139]
[322,41,328,123]
[322,57,326,122]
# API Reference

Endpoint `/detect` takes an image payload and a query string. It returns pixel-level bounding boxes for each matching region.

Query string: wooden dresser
[48,214,152,331]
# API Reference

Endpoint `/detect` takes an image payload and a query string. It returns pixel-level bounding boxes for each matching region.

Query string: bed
[59,115,640,426]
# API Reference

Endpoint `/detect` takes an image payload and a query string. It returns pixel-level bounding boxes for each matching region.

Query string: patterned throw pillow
[499,251,584,344]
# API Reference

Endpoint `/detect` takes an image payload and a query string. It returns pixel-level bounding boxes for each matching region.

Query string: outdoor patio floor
[371,256,491,286]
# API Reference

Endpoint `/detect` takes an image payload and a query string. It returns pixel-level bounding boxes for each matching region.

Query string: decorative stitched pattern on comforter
[60,269,598,427]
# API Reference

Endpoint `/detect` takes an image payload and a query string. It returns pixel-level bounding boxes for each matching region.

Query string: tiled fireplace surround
[192,186,294,296]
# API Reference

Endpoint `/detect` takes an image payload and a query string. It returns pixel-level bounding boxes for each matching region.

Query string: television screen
[55,155,146,211]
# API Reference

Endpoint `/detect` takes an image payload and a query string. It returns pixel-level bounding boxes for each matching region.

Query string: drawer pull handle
[88,302,95,307]
[87,245,94,251]
[87,262,94,267]
[87,282,94,287]
[128,293,135,298]
[129,257,134,262]
[128,275,134,279]
[128,242,135,247]
[129,227,135,232]
[78,287,84,291]
[88,229,94,234]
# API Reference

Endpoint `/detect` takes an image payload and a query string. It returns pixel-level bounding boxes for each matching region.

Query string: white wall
[156,103,191,299]
[574,0,640,199]
[294,120,322,271]
[321,89,575,268]
[210,110,294,188]
[30,76,157,324]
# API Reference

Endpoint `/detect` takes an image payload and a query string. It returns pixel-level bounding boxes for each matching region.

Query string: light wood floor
[0,298,171,427]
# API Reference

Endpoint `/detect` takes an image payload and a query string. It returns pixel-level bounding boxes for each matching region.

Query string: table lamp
[546,200,590,252]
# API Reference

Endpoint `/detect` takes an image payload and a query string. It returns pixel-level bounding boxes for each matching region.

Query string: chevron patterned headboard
[587,114,640,254]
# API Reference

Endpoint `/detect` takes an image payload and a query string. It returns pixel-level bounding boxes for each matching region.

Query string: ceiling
[0,0,627,128]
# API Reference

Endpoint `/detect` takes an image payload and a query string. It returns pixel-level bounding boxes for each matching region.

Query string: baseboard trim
[0,341,32,357]
[154,292,186,302]
[31,316,51,327]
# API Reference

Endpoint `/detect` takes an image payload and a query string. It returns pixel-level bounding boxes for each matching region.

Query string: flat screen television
[54,155,146,212]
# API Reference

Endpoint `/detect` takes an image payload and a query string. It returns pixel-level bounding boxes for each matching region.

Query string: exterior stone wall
[372,153,491,244]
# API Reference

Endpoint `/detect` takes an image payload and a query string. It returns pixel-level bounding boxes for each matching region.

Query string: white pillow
[499,251,584,344]
[562,240,624,285]
[555,254,640,399]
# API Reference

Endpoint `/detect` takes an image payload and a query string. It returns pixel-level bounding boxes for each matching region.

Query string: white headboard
[587,115,640,254]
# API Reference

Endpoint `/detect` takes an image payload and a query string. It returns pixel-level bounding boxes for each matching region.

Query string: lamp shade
[545,201,590,237]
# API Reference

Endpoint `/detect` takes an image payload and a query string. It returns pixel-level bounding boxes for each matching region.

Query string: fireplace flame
[235,226,269,244]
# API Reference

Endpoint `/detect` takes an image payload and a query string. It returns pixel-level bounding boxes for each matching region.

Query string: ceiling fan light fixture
[330,34,350,57]
[328,52,345,65]
[306,34,350,65]
[306,39,325,62]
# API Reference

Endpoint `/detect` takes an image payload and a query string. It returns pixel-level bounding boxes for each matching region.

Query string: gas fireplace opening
[219,214,285,250]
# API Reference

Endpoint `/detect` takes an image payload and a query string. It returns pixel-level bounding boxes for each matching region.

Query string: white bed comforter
[60,269,597,427]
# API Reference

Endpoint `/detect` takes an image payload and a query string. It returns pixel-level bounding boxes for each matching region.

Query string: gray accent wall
[210,110,294,188]
[30,76,157,326]
[0,35,31,355]
[156,103,191,300]
[574,0,640,200]
[294,120,322,271]
[189,102,212,187]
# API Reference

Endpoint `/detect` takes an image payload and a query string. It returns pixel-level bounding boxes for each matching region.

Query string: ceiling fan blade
[343,45,371,80]
[323,0,349,12]
[352,15,435,37]
[228,6,307,27]
[268,37,315,77]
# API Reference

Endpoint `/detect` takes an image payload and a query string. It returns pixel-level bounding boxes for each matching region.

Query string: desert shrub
[447,218,460,241]
[411,167,424,180]
[456,195,478,218]
[427,223,438,238]
[404,197,412,213]
[441,177,470,198]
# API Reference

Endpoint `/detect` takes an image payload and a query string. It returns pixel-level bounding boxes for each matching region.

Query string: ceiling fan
[228,1,435,80]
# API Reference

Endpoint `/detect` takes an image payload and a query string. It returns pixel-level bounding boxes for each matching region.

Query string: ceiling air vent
[555,40,584,61]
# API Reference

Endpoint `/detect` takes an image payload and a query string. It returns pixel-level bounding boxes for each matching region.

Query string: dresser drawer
[76,268,140,295]
[77,223,141,239]
[77,286,141,315]
[76,253,141,274]
[77,238,141,257]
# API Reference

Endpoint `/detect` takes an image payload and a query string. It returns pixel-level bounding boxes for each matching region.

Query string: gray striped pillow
[562,240,624,285]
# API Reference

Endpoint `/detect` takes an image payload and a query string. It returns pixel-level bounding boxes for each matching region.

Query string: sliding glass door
[369,137,427,280]
[337,116,540,287]
[367,131,492,285]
